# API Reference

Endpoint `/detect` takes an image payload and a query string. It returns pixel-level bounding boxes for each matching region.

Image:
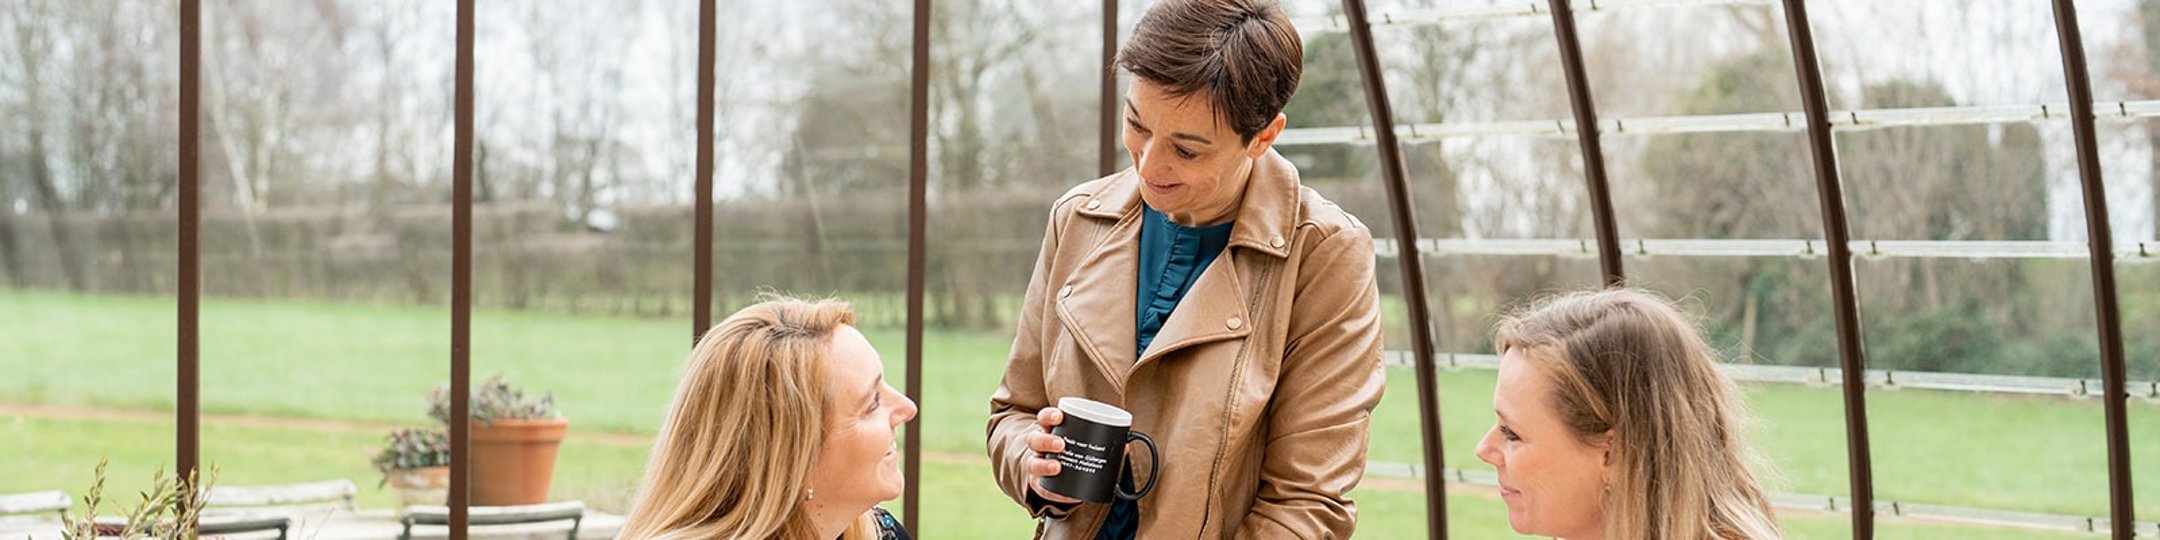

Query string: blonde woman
[621,297,917,540]
[1476,288,1781,540]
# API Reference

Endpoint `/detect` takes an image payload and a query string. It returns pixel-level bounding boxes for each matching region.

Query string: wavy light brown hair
[619,296,878,540]
[1116,0,1302,142]
[1496,288,1781,540]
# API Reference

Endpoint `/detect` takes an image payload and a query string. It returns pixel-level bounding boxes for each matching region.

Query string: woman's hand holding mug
[1031,398,1159,504]
[1024,407,1085,504]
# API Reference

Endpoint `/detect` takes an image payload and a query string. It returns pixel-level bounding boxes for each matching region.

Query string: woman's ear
[1245,113,1287,158]
[1594,429,1618,481]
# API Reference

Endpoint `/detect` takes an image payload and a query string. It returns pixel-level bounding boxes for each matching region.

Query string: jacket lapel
[1135,149,1303,370]
[1136,249,1250,369]
[1055,175,1142,390]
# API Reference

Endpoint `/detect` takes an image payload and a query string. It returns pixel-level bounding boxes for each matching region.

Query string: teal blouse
[1135,206,1234,354]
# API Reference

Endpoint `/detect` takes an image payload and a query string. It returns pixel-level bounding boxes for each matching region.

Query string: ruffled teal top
[1135,206,1234,354]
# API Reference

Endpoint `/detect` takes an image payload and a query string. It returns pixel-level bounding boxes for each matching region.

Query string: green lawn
[2,289,2149,538]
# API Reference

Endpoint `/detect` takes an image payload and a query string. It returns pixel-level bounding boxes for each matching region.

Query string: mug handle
[1116,431,1160,501]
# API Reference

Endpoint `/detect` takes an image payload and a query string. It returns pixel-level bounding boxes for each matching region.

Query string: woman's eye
[1174,147,1197,159]
[1500,426,1521,442]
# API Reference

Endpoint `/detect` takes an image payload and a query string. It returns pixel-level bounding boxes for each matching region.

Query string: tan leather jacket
[987,149,1386,539]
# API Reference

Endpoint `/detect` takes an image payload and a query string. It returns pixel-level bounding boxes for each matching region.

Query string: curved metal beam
[1338,0,1447,537]
[178,0,202,494]
[1101,0,1120,176]
[694,0,716,344]
[451,0,476,537]
[2046,1,2135,538]
[904,0,932,530]
[1778,0,1874,537]
[1545,0,1625,286]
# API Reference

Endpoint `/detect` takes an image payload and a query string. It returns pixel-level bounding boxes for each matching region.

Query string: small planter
[385,466,451,513]
[470,418,569,506]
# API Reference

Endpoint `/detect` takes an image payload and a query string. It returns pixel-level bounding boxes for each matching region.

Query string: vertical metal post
[2047,1,2135,537]
[178,0,202,491]
[1778,0,1874,537]
[1100,0,1120,176]
[694,0,716,343]
[904,0,932,531]
[450,0,476,537]
[1338,1,1446,537]
[1544,0,1624,286]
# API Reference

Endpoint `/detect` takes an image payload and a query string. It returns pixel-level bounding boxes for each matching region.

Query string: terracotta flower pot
[387,466,451,513]
[470,418,568,506]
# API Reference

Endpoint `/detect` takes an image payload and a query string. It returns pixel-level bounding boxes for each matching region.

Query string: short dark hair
[1116,0,1303,143]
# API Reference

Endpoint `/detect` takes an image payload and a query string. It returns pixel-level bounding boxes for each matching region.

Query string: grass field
[3,289,2150,538]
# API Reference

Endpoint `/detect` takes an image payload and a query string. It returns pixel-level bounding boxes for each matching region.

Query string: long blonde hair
[619,296,879,540]
[1496,288,1781,540]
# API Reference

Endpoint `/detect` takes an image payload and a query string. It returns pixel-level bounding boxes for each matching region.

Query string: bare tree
[2138,0,2160,241]
[10,2,87,290]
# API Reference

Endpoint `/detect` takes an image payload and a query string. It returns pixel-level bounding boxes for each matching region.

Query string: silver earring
[806,488,816,501]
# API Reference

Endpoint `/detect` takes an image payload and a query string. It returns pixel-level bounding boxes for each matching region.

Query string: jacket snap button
[1086,200,1103,210]
[1270,236,1285,248]
[1226,316,1243,330]
[1060,285,1074,298]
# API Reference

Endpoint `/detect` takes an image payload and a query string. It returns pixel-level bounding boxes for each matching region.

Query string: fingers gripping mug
[1040,397,1160,503]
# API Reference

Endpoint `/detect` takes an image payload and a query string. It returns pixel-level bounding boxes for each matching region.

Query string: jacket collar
[1057,148,1302,392]
[1076,148,1302,260]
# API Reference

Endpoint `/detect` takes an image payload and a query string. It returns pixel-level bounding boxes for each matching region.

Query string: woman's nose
[1135,145,1173,183]
[1473,426,1502,468]
[894,394,919,425]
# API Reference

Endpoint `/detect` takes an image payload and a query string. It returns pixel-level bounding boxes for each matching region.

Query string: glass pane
[0,0,180,521]
[1369,10,1576,124]
[1407,142,1606,364]
[1365,0,1523,14]
[2072,0,2160,103]
[2125,259,2160,529]
[469,0,693,531]
[1401,137,1599,242]
[1839,123,2066,242]
[1606,132,1824,240]
[1576,2,1805,118]
[919,0,1095,535]
[2098,120,2160,256]
[1858,258,2113,520]
[195,0,452,528]
[1813,0,2069,110]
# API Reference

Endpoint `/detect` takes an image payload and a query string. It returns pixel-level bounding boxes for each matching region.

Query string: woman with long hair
[621,296,917,540]
[1477,288,1781,540]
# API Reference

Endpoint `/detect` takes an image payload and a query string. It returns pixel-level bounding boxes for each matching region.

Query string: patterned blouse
[871,507,912,540]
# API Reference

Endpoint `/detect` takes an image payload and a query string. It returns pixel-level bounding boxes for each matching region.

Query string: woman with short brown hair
[987,0,1385,538]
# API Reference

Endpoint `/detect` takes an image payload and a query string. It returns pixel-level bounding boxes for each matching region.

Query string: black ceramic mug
[1039,397,1160,503]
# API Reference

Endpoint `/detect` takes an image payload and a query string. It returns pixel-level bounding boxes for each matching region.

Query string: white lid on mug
[1057,397,1132,428]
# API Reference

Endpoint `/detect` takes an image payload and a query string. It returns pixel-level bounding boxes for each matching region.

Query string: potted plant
[63,459,213,539]
[371,428,451,512]
[429,374,567,506]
